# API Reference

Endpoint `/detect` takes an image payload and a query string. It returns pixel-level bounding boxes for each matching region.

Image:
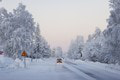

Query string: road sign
[21,51,27,57]
[21,51,27,68]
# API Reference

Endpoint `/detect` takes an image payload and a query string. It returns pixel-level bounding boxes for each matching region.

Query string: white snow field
[0,57,120,80]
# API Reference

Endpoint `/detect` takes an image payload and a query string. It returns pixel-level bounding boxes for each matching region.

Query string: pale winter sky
[0,0,110,51]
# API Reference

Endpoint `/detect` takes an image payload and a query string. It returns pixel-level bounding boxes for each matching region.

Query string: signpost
[21,51,27,68]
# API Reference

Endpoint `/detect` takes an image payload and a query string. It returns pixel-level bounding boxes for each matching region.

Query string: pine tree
[82,27,104,62]
[101,0,120,64]
[67,35,84,60]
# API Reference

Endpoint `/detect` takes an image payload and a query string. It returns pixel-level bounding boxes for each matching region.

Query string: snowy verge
[74,60,120,75]
[0,56,55,71]
[0,56,14,69]
[0,56,32,71]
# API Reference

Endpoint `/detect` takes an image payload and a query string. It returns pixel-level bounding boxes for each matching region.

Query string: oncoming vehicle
[57,58,62,63]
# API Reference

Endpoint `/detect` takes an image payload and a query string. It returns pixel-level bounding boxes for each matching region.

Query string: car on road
[57,58,62,63]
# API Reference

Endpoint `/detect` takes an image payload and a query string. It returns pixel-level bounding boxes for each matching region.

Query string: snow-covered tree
[0,3,51,59]
[51,48,56,57]
[82,0,120,64]
[101,0,120,64]
[108,0,120,26]
[40,38,51,58]
[82,27,104,62]
[1,3,36,58]
[0,8,14,57]
[0,8,9,46]
[31,24,42,58]
[67,35,84,60]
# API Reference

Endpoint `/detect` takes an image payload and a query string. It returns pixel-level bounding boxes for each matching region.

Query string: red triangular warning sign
[21,51,27,57]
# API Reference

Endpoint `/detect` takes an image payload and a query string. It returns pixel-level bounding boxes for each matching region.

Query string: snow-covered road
[0,59,120,80]
[0,59,84,80]
[65,61,120,80]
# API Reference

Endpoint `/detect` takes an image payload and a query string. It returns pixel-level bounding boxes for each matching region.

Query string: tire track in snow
[63,62,96,80]
[65,61,120,80]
